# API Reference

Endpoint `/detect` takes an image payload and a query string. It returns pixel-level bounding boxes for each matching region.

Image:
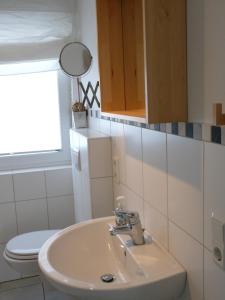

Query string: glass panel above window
[0,70,62,156]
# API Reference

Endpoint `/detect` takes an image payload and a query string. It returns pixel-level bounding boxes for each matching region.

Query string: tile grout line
[108,120,116,208]
[169,219,204,247]
[166,133,170,251]
[143,198,168,219]
[0,192,75,206]
[11,174,22,280]
[140,128,145,229]
[11,174,19,237]
[43,170,50,229]
[202,142,205,300]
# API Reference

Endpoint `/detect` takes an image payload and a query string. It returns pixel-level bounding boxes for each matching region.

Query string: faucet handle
[114,209,140,226]
[126,212,140,225]
[113,208,130,226]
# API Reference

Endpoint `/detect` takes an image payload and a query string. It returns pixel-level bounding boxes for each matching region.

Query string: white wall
[89,115,225,300]
[0,166,74,283]
[188,0,225,123]
[75,0,100,109]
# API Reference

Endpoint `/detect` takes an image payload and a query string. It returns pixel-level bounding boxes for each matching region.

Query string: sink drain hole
[101,274,115,283]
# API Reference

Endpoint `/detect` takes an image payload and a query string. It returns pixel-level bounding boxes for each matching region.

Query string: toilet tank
[70,128,113,223]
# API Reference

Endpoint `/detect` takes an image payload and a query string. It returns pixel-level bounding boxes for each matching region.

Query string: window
[0,71,61,155]
[0,61,71,170]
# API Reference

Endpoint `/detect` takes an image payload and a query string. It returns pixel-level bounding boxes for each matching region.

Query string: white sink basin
[39,217,186,300]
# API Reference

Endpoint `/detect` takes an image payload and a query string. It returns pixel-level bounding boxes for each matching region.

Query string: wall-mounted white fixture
[212,216,225,269]
[70,128,113,223]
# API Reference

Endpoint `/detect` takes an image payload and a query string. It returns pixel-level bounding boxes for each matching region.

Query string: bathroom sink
[38,217,186,300]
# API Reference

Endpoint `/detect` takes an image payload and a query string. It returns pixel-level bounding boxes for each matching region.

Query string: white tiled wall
[0,166,74,283]
[16,198,49,234]
[167,135,204,243]
[124,125,143,198]
[142,129,167,216]
[204,142,225,252]
[89,116,225,300]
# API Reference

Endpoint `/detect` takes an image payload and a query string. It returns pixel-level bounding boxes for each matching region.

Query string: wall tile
[124,125,143,197]
[47,195,75,229]
[168,135,203,242]
[202,124,211,142]
[0,244,20,282]
[169,222,204,300]
[89,138,112,178]
[123,185,144,224]
[13,171,46,201]
[78,134,89,177]
[204,142,225,251]
[16,199,48,234]
[204,248,225,300]
[113,182,122,206]
[90,177,114,218]
[178,122,186,137]
[142,129,167,215]
[0,174,14,204]
[88,116,100,131]
[0,203,17,243]
[99,119,111,135]
[45,167,73,198]
[144,201,168,249]
[111,122,126,185]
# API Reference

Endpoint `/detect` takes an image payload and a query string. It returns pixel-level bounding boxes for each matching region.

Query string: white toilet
[4,230,59,275]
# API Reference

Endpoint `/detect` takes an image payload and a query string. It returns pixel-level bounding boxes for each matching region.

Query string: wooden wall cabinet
[96,0,187,123]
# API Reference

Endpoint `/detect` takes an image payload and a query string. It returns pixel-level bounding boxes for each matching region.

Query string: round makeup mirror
[59,42,92,77]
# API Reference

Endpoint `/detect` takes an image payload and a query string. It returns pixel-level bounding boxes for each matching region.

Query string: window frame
[0,70,72,171]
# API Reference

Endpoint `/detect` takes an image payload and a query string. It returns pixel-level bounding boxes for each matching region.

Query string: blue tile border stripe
[186,123,193,138]
[211,126,221,144]
[90,110,224,145]
[172,123,178,135]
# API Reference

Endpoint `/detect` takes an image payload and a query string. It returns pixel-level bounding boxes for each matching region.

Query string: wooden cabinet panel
[96,0,187,123]
[96,0,125,112]
[122,0,145,111]
[145,0,187,123]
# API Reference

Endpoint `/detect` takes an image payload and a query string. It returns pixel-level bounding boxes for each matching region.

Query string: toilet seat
[5,230,59,261]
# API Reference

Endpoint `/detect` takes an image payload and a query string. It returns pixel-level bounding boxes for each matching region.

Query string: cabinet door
[144,0,187,123]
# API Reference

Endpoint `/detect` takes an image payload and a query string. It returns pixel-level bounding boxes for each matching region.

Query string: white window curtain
[0,0,79,63]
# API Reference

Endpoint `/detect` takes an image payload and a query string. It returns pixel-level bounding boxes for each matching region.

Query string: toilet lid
[6,230,60,259]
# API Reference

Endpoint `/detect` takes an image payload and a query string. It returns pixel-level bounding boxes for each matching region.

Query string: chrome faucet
[109,209,145,245]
